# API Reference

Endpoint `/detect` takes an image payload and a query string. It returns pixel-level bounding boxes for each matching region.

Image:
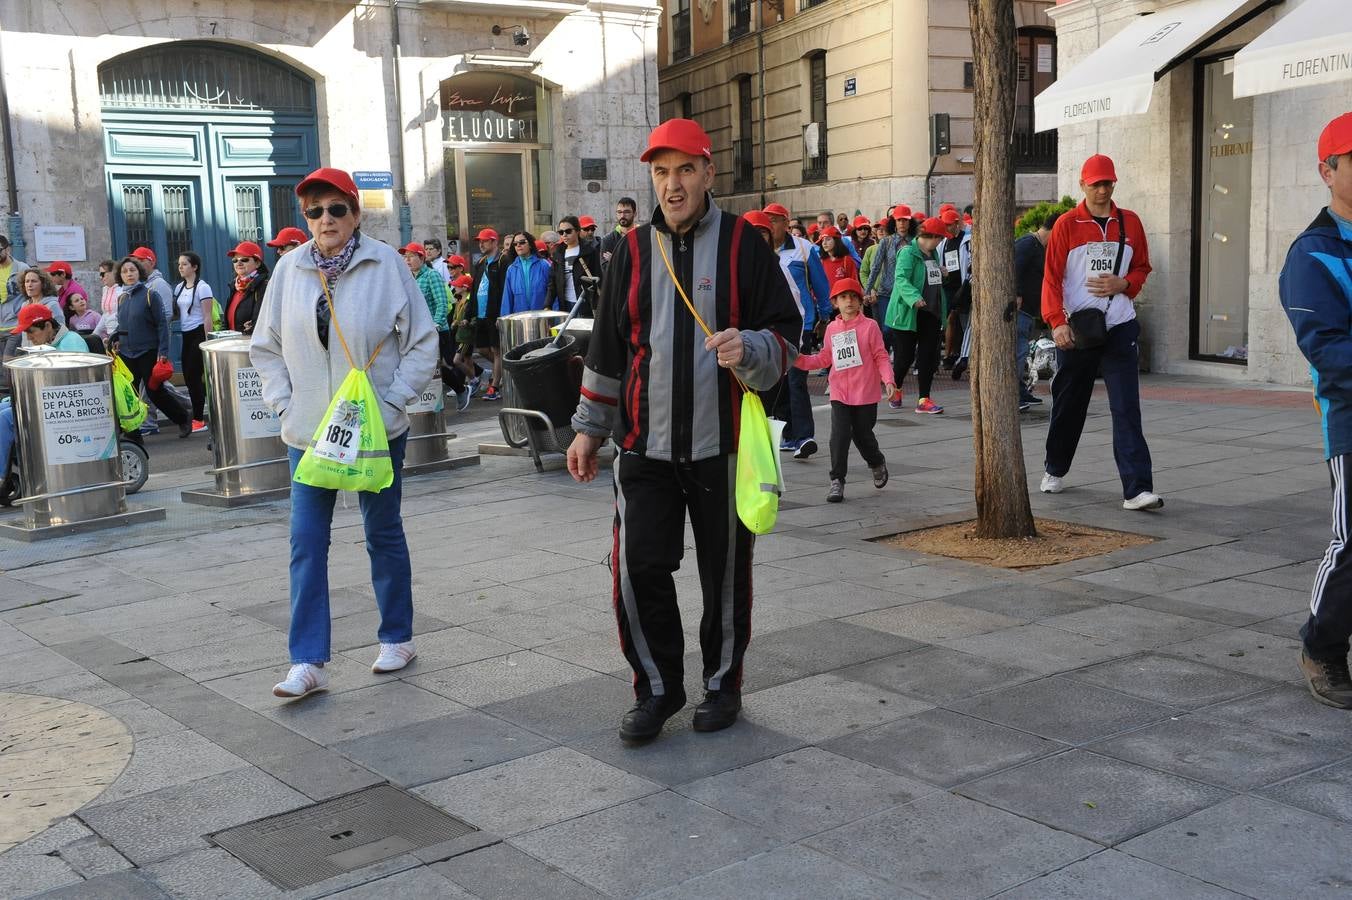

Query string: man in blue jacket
[764,202,830,458]
[1281,112,1352,709]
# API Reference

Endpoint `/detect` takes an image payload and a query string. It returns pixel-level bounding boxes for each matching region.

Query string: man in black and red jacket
[568,118,801,742]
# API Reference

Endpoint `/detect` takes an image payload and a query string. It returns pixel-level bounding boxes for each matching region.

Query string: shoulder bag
[1068,209,1125,350]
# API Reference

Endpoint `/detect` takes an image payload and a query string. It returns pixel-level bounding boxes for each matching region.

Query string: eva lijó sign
[440,72,542,144]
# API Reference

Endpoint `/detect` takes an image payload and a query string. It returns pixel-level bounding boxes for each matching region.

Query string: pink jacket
[795,314,894,405]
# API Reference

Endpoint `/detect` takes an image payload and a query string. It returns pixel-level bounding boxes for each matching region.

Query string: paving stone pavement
[2,375,1351,898]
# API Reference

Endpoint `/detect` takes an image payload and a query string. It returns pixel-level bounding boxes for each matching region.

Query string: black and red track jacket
[571,195,802,463]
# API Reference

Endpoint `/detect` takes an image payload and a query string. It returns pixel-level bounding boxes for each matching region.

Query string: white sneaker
[1040,473,1064,494]
[372,641,417,673]
[1123,491,1164,511]
[272,663,328,699]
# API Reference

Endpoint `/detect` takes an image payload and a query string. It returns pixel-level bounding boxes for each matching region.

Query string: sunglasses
[513,239,530,246]
[232,257,256,264]
[558,227,575,235]
[303,203,351,220]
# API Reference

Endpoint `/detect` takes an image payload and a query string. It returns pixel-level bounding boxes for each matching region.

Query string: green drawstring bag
[293,273,394,493]
[735,386,784,535]
[111,355,147,433]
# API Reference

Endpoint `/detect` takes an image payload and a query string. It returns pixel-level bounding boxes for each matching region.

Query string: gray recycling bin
[181,336,289,507]
[1,350,164,539]
[402,378,466,476]
[497,311,569,447]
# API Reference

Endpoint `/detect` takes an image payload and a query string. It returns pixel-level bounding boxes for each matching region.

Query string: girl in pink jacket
[794,277,896,503]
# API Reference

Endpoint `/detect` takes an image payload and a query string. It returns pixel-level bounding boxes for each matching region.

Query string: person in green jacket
[887,216,949,414]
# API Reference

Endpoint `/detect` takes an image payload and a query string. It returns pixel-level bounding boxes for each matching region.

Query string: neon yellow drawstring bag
[293,273,394,492]
[656,234,783,535]
[110,354,148,433]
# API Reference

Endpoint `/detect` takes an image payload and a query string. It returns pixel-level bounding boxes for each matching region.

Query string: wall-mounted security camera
[491,24,530,47]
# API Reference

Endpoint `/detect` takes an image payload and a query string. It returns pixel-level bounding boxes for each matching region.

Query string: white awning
[1035,0,1255,132]
[1233,0,1352,97]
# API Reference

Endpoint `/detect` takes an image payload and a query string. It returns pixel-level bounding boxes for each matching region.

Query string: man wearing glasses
[0,235,29,330]
[600,198,638,267]
[470,228,507,401]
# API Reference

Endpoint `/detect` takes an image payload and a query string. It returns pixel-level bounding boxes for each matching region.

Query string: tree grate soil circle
[874,518,1155,570]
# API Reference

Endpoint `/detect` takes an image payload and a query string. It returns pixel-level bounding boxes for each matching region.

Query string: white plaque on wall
[33,226,87,262]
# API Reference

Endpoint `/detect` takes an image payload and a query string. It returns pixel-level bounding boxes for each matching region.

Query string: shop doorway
[1190,56,1253,363]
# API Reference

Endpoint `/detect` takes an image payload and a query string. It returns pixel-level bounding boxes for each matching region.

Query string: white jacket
[250,234,438,451]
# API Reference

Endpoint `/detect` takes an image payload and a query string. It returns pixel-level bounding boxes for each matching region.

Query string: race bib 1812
[313,398,363,466]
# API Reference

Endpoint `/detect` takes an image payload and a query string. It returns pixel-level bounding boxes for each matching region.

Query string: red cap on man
[476,228,499,242]
[399,242,426,258]
[267,226,308,248]
[131,246,156,266]
[829,277,865,301]
[451,274,473,289]
[1080,154,1118,184]
[762,202,791,219]
[535,239,548,252]
[12,303,56,334]
[579,215,597,229]
[940,209,961,225]
[939,203,957,215]
[45,261,72,278]
[912,211,926,220]
[640,118,713,163]
[1318,112,1352,161]
[920,217,949,237]
[226,241,263,260]
[743,211,772,231]
[295,167,360,211]
[807,223,820,236]
[447,254,468,268]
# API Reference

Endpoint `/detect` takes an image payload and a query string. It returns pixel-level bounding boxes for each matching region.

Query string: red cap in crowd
[851,215,871,230]
[743,210,772,231]
[267,227,308,248]
[820,226,842,239]
[535,239,548,252]
[940,209,961,225]
[447,254,467,268]
[807,223,820,235]
[920,217,949,237]
[939,203,957,214]
[875,218,889,228]
[45,261,72,277]
[762,202,791,219]
[891,204,912,220]
[12,303,55,333]
[912,211,926,220]
[227,241,263,260]
[829,277,865,301]
[578,216,596,229]
[296,167,360,211]
[399,242,426,257]
[131,246,156,266]
[1318,112,1352,161]
[640,118,713,163]
[963,213,973,227]
[451,274,473,289]
[1080,154,1118,184]
[476,228,499,241]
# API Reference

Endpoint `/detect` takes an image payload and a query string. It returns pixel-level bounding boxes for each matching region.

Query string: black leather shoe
[692,690,741,732]
[619,692,686,742]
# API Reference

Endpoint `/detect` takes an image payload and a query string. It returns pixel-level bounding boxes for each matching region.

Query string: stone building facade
[1047,0,1351,385]
[655,0,1059,217]
[0,0,659,292]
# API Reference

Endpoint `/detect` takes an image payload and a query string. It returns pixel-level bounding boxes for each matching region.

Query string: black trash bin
[501,334,583,432]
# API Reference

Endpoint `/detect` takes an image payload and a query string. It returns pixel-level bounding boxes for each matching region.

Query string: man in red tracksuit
[567,119,801,743]
[1040,154,1163,511]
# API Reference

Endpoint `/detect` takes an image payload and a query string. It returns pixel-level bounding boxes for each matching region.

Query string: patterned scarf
[311,233,359,289]
[233,268,261,293]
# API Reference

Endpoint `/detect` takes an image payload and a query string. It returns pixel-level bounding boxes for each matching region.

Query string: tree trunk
[968,0,1036,539]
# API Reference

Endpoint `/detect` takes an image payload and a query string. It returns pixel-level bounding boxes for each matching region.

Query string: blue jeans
[287,432,412,663]
[1016,310,1035,400]
[1045,319,1153,499]
[0,399,12,477]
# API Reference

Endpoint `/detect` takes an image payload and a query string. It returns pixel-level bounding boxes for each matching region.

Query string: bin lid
[201,336,253,354]
[501,310,568,322]
[3,351,110,371]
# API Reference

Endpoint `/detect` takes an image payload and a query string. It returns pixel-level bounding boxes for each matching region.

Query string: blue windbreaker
[501,256,554,315]
[775,235,831,333]
[1280,207,1352,459]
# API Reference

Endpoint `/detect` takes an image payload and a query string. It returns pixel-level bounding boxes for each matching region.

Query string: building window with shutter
[803,52,828,182]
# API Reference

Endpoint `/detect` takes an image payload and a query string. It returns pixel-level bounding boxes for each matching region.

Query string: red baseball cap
[851,215,871,230]
[830,278,865,301]
[807,223,820,235]
[912,211,926,220]
[821,226,842,239]
[875,218,889,228]
[1318,112,1352,161]
[535,239,548,252]
[476,228,499,242]
[743,210,772,231]
[920,217,949,237]
[451,274,473,289]
[1080,154,1118,184]
[12,303,56,333]
[939,203,957,214]
[762,202,791,219]
[266,226,308,248]
[45,261,72,277]
[963,213,973,227]
[226,241,263,260]
[640,118,713,163]
[940,209,961,225]
[447,255,467,268]
[891,204,912,219]
[131,246,156,265]
[579,216,597,229]
[296,167,360,211]
[399,242,426,257]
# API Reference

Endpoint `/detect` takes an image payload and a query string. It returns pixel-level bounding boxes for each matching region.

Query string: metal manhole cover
[210,784,476,890]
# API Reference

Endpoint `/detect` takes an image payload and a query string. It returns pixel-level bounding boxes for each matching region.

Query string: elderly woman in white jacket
[251,167,438,700]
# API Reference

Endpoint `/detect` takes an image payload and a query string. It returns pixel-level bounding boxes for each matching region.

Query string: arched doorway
[439,71,553,258]
[98,42,320,290]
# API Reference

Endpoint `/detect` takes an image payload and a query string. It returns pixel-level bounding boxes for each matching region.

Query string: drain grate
[209,784,476,890]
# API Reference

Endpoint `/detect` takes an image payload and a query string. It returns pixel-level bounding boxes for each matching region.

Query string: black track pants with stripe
[611,451,755,700]
[1305,453,1352,661]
